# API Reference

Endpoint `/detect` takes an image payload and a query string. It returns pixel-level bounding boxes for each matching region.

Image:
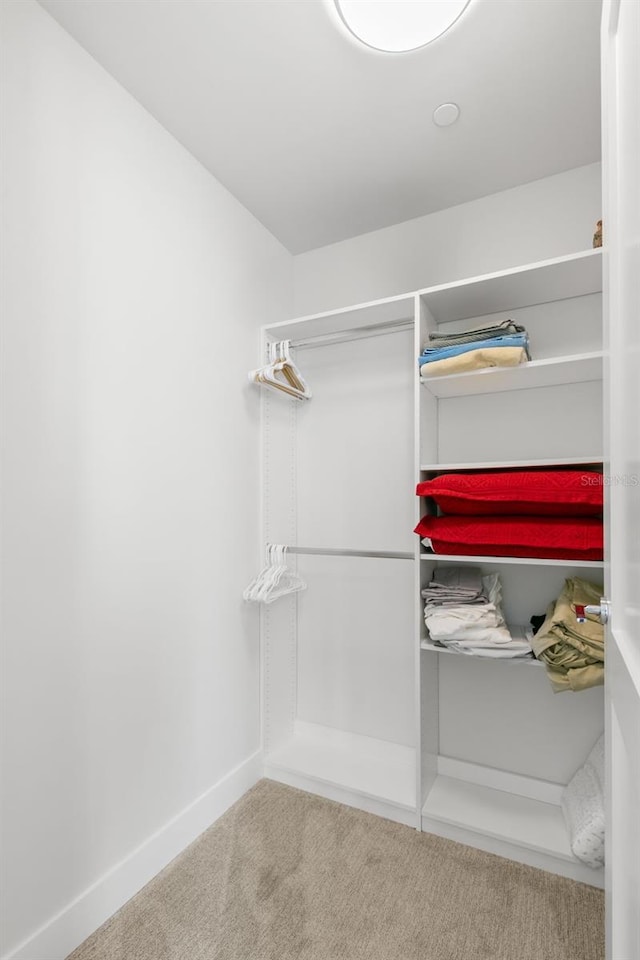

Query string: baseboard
[2,751,262,960]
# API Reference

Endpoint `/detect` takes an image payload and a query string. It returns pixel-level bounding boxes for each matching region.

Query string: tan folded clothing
[420,346,527,378]
[532,578,605,693]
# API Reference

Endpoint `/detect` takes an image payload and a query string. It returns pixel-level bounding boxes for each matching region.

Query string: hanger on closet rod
[248,340,312,400]
[244,543,413,604]
[243,544,307,604]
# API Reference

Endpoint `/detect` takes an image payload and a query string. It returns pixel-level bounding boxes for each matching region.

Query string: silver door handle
[575,598,610,625]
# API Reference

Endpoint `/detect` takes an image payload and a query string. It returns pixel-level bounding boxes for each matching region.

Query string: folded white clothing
[482,573,502,607]
[423,571,524,654]
[425,615,504,639]
[427,623,534,657]
[424,601,500,622]
[430,624,514,644]
[425,601,504,630]
[422,566,485,604]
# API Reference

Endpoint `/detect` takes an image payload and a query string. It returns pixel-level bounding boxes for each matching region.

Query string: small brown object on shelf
[593,219,603,248]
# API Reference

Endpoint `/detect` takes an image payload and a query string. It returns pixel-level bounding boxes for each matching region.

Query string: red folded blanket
[414,514,604,560]
[416,470,603,517]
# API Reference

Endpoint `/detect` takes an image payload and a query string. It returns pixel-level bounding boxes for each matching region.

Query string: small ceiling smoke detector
[433,102,460,127]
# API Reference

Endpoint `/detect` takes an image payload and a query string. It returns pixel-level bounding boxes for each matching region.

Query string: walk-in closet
[260,248,606,887]
[2,1,638,959]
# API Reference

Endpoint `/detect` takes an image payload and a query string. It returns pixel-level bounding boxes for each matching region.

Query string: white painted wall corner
[2,753,262,960]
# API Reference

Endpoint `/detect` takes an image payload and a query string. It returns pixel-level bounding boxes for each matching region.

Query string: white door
[601,1,640,957]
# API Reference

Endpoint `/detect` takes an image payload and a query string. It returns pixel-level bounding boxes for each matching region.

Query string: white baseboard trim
[2,751,262,960]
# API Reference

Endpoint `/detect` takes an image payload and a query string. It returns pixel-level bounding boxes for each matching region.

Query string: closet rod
[270,545,414,560]
[284,318,413,350]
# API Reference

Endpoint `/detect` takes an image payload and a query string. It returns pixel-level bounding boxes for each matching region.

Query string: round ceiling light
[334,0,470,53]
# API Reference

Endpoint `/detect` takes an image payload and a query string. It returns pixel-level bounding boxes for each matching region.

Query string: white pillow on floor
[561,734,605,869]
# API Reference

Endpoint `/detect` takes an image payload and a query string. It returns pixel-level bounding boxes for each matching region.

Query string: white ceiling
[38,0,602,254]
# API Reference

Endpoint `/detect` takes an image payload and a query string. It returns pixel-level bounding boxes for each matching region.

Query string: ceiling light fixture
[334,0,470,53]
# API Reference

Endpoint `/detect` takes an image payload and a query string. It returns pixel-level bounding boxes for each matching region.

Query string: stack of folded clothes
[422,566,534,660]
[530,577,605,692]
[414,470,604,560]
[419,318,530,379]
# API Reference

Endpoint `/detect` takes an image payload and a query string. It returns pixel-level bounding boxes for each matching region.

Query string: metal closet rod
[280,317,414,350]
[267,544,414,560]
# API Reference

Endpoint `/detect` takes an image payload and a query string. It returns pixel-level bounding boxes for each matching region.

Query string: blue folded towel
[418,333,529,366]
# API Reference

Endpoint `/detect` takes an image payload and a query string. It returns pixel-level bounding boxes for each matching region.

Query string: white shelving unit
[259,248,605,888]
[417,248,604,887]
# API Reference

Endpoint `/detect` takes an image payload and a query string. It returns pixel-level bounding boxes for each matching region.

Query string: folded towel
[418,334,529,366]
[427,318,525,347]
[420,346,527,378]
[421,565,486,605]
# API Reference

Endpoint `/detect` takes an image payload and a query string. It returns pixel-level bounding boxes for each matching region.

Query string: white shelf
[420,351,603,399]
[422,774,577,857]
[418,248,602,325]
[420,552,603,567]
[420,773,604,887]
[421,640,544,666]
[421,623,541,666]
[264,292,415,342]
[419,456,603,472]
[264,721,416,810]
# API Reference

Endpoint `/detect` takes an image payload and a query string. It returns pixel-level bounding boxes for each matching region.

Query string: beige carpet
[67,779,604,960]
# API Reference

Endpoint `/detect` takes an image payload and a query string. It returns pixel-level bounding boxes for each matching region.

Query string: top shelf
[264,293,415,343]
[263,249,602,345]
[418,248,602,326]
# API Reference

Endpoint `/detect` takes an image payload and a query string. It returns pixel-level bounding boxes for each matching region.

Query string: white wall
[0,3,291,958]
[293,163,602,315]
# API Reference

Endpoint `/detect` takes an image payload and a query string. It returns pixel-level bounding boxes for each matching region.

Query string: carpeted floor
[67,779,604,960]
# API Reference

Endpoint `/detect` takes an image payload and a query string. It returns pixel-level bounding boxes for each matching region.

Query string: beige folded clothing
[531,577,605,693]
[420,346,527,378]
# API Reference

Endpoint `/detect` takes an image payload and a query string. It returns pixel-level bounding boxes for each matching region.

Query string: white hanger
[263,545,307,603]
[243,544,307,604]
[248,340,312,400]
